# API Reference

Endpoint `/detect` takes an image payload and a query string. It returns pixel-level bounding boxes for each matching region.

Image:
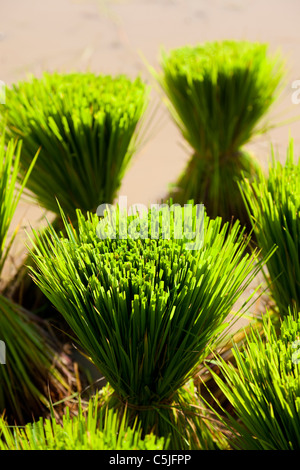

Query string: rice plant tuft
[3,72,148,221]
[157,40,284,228]
[210,307,300,450]
[28,202,269,447]
[240,140,300,317]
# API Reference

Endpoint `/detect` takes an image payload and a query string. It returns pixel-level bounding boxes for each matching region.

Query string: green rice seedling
[210,307,300,450]
[28,202,269,448]
[240,140,300,317]
[157,40,284,228]
[0,131,71,423]
[0,392,167,450]
[3,72,148,221]
[0,133,37,276]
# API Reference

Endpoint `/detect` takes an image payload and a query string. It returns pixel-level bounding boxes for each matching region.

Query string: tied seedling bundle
[157,40,284,229]
[240,140,300,317]
[3,72,148,222]
[28,202,268,448]
[211,308,300,450]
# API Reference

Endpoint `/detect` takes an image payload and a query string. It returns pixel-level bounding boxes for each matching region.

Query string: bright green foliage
[158,40,284,226]
[3,72,148,221]
[240,140,300,317]
[28,202,267,446]
[0,131,68,423]
[0,132,37,275]
[211,308,300,450]
[0,393,166,450]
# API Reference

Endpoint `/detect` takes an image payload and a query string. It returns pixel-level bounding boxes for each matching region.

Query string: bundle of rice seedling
[240,140,300,317]
[3,72,148,221]
[210,307,300,450]
[157,40,284,229]
[27,202,268,448]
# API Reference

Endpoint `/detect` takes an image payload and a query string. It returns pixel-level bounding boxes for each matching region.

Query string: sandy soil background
[1,0,300,327]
